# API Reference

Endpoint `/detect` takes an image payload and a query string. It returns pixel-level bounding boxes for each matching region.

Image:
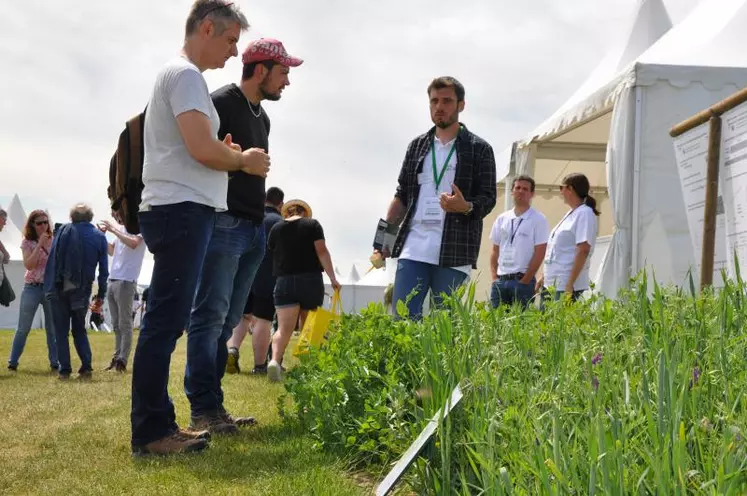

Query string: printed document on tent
[672,124,729,287]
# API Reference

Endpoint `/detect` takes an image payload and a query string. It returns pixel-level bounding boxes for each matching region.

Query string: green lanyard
[431,140,457,191]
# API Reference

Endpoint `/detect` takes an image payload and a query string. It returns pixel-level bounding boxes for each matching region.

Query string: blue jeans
[51,286,92,375]
[185,212,265,417]
[391,259,469,320]
[8,283,57,368]
[130,202,215,447]
[490,278,536,309]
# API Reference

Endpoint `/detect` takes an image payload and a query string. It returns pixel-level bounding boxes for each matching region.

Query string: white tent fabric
[0,219,42,329]
[512,0,747,296]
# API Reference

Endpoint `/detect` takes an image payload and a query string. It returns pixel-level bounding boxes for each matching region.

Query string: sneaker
[176,428,211,441]
[78,369,93,381]
[132,432,209,456]
[7,364,17,372]
[220,410,257,428]
[114,360,127,373]
[251,362,267,375]
[58,373,71,381]
[103,357,117,371]
[267,360,283,383]
[50,363,59,372]
[225,347,240,374]
[189,414,239,435]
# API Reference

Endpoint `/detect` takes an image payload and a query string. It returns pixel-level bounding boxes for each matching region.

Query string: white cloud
[0,0,699,278]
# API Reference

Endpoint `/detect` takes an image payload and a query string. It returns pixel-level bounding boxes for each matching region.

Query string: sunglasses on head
[35,220,49,226]
[200,1,234,19]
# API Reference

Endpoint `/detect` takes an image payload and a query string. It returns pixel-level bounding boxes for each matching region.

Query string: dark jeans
[391,259,468,320]
[490,277,536,309]
[185,212,265,417]
[51,287,92,375]
[130,202,215,447]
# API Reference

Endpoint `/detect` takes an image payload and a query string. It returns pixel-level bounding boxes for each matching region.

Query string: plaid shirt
[391,124,497,268]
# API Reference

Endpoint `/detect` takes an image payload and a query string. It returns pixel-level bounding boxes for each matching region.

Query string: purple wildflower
[592,353,603,366]
[689,367,702,390]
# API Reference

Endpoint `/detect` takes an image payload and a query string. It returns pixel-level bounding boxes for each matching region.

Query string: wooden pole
[700,115,722,289]
[670,86,747,137]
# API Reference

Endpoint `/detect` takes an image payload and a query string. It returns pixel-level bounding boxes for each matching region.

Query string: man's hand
[564,283,575,296]
[241,148,271,177]
[223,133,242,152]
[330,277,342,292]
[440,184,471,213]
[491,273,499,282]
[101,220,117,233]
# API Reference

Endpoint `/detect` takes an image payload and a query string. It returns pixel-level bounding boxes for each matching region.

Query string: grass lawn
[0,329,368,496]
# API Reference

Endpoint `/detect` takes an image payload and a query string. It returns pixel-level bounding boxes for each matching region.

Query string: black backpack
[108,110,145,234]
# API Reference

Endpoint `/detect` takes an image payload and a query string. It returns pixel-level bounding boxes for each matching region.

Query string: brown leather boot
[189,414,239,435]
[177,428,211,441]
[131,432,209,456]
[220,410,257,427]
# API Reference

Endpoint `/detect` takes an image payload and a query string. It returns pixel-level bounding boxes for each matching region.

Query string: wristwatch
[464,202,473,215]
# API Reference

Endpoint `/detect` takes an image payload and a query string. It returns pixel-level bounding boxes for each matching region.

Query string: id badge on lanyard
[421,197,443,229]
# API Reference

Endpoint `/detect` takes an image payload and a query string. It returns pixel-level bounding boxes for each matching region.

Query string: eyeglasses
[200,1,234,19]
[35,220,49,226]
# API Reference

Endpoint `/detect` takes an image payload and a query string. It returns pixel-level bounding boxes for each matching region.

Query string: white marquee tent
[503,0,747,297]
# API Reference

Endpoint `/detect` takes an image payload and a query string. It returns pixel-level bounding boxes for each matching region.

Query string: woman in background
[7,210,58,371]
[537,173,600,302]
[265,199,341,382]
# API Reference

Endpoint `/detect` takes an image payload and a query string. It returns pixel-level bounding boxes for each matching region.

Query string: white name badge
[421,198,443,229]
[502,246,517,267]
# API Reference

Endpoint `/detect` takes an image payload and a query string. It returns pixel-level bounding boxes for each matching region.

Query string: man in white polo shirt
[489,175,549,308]
[100,213,146,372]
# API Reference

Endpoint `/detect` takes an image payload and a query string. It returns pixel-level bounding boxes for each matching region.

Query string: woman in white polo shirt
[537,173,599,301]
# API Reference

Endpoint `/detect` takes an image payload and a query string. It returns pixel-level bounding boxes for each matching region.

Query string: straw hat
[281,199,312,218]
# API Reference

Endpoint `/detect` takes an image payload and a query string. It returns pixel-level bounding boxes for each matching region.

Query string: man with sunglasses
[488,175,549,308]
[130,0,260,457]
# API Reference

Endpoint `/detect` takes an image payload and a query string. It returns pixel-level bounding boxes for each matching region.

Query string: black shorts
[274,272,324,311]
[243,291,276,321]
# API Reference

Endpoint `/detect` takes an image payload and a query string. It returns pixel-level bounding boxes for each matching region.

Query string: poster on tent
[672,124,729,287]
[718,101,747,280]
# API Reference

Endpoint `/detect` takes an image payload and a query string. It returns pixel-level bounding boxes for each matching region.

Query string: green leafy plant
[283,276,747,494]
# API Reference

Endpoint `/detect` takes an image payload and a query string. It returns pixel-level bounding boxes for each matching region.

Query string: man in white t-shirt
[130,1,269,457]
[375,77,497,320]
[488,175,549,308]
[99,213,146,373]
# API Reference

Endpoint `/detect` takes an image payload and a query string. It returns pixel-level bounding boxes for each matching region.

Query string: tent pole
[700,116,722,289]
[631,86,643,278]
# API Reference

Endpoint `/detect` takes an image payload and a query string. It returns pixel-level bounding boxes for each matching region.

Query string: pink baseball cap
[242,38,303,67]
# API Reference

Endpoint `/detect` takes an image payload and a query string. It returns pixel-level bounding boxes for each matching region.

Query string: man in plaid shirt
[376,77,497,319]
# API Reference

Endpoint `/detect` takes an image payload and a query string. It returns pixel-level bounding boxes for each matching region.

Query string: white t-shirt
[110,227,147,282]
[543,204,598,291]
[489,207,549,276]
[399,136,471,276]
[140,56,227,210]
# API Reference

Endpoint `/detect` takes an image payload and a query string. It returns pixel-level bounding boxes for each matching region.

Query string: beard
[260,80,282,101]
[434,112,458,129]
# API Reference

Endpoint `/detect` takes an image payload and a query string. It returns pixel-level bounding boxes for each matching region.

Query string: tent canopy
[505,0,747,297]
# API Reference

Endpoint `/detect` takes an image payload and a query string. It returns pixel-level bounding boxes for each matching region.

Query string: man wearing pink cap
[184,38,303,434]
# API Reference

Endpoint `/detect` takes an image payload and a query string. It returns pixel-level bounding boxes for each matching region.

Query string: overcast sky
[0,0,699,280]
